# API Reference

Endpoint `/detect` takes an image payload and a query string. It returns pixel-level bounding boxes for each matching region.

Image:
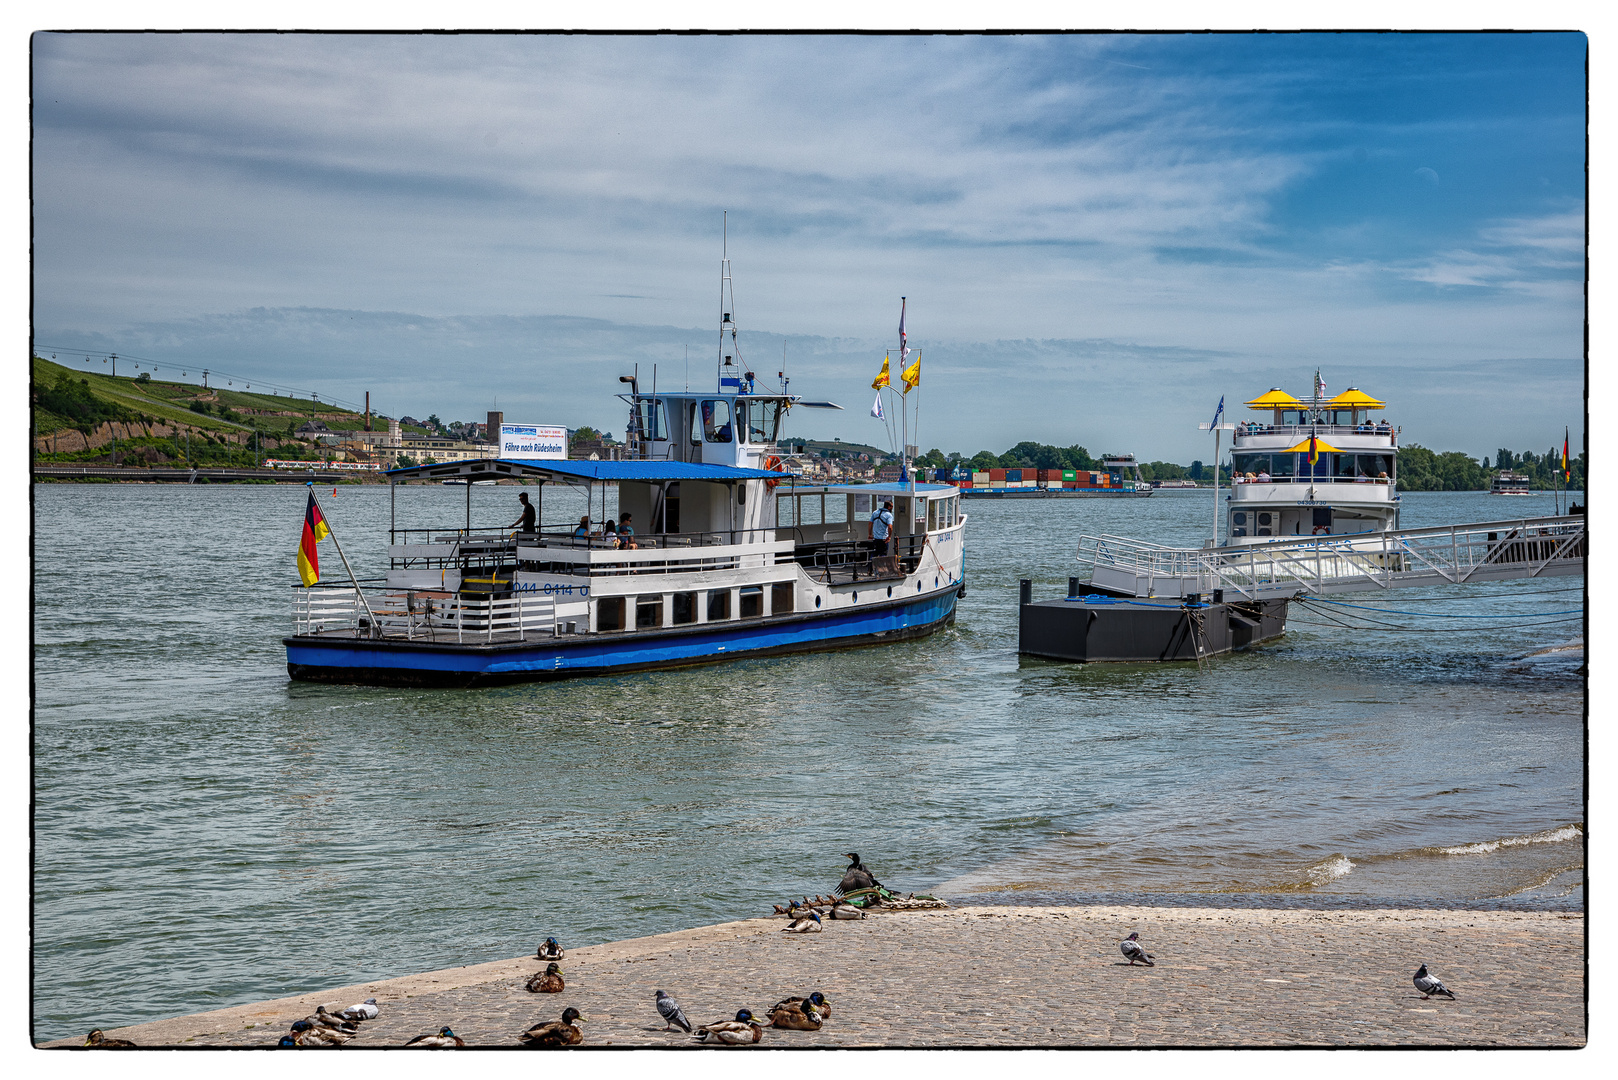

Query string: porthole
[887,586,893,597]
[934,576,939,587]
[852,591,858,601]
[916,581,922,591]
[815,596,821,608]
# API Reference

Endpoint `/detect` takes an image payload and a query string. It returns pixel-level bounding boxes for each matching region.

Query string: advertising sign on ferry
[500,423,567,460]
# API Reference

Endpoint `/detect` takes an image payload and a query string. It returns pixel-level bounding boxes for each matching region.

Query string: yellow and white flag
[872,354,891,390]
[901,350,920,393]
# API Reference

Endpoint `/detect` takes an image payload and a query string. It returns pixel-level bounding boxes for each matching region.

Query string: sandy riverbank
[39,905,1584,1049]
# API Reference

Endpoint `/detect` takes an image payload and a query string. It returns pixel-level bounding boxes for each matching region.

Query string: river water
[32,483,1584,1039]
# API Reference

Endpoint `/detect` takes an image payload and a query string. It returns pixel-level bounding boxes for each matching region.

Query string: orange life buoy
[763,455,788,489]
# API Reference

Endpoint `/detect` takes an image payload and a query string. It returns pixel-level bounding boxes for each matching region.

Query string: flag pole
[311,487,376,626]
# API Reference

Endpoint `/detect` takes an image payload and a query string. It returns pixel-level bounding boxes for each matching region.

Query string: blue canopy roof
[386,458,791,483]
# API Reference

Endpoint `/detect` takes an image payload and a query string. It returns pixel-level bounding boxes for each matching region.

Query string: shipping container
[990,481,1007,488]
[1006,468,1022,482]
[990,468,1006,481]
[1062,469,1077,481]
[972,471,990,482]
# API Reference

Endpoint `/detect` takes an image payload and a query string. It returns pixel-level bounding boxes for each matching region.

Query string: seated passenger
[617,513,638,549]
[1257,470,1271,482]
[603,520,620,548]
[574,515,591,538]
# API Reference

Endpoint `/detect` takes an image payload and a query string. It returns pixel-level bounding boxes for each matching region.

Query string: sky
[30,31,1588,463]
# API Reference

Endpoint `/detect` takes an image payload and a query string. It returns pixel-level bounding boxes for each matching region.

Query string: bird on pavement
[829,901,867,920]
[289,1021,352,1046]
[526,962,565,993]
[536,937,565,961]
[656,990,692,1032]
[782,909,823,933]
[1120,932,1155,966]
[1413,964,1456,1000]
[83,1029,136,1048]
[837,853,882,895]
[693,1009,764,1044]
[335,997,380,1023]
[404,1026,465,1048]
[767,997,825,1030]
[306,1006,359,1033]
[518,1007,584,1047]
[770,991,831,1019]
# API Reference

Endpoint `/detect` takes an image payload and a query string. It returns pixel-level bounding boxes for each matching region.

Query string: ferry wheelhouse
[1225,377,1398,545]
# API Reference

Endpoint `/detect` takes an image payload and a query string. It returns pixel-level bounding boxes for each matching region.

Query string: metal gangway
[1080,515,1586,601]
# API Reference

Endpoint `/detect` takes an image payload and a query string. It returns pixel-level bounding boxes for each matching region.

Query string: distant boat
[1490,470,1533,495]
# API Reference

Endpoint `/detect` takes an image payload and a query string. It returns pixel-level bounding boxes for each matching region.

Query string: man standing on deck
[870,500,894,557]
[509,491,536,535]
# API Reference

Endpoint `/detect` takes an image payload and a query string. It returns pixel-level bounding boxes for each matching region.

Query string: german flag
[297,491,330,586]
[1308,431,1320,468]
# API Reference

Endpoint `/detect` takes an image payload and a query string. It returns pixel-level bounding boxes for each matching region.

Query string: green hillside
[32,355,363,437]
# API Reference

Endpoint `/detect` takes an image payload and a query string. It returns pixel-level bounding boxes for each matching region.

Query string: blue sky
[31,32,1586,461]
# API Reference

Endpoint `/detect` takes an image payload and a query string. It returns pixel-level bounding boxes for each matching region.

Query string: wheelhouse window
[700,400,733,443]
[635,398,668,442]
[737,399,782,444]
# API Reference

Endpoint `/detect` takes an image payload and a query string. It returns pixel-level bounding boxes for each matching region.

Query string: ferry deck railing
[293,583,591,643]
[1078,515,1585,600]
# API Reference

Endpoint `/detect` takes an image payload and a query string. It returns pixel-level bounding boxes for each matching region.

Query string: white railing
[1079,515,1585,599]
[292,586,590,642]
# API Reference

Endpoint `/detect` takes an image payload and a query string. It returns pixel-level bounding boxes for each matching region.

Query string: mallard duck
[829,901,867,920]
[655,990,692,1032]
[536,936,565,961]
[518,1007,584,1047]
[766,998,824,1030]
[693,1009,764,1045]
[837,853,883,895]
[1120,932,1155,967]
[526,962,565,993]
[404,1026,465,1048]
[288,1021,351,1046]
[781,909,822,933]
[310,1005,359,1032]
[770,991,831,1019]
[335,997,379,1022]
[83,1029,136,1048]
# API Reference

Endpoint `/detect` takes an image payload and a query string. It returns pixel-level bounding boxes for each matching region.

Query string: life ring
[1312,525,1329,535]
[763,455,789,489]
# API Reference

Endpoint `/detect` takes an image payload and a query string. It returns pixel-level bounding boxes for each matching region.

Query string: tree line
[912,439,1584,491]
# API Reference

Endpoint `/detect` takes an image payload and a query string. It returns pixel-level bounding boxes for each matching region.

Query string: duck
[526,962,565,993]
[335,997,380,1023]
[782,909,822,933]
[518,1007,584,1047]
[766,997,824,1031]
[83,1029,137,1048]
[828,901,867,920]
[837,852,883,895]
[404,1026,465,1048]
[770,991,831,1019]
[693,1009,764,1045]
[288,1021,352,1046]
[311,1005,359,1032]
[536,937,565,961]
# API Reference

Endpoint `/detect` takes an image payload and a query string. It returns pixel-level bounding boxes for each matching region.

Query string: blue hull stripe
[287,590,957,678]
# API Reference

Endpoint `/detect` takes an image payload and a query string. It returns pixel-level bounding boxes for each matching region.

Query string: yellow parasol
[1244,388,1304,410]
[1325,387,1386,409]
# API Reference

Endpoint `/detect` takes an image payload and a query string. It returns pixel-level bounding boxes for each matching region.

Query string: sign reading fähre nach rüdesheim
[501,424,567,460]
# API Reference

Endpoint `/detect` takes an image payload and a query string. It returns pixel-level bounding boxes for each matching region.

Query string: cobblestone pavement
[41,906,1585,1048]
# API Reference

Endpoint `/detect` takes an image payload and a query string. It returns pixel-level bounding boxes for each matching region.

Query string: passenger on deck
[1257,470,1271,483]
[574,515,591,539]
[603,520,620,548]
[870,500,894,557]
[617,513,638,549]
[509,491,536,535]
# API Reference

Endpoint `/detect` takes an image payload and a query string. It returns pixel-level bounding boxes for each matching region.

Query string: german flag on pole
[297,491,330,587]
[1308,431,1320,468]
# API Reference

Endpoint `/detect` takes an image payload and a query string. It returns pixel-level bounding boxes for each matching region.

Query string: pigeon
[518,1007,584,1047]
[536,936,565,961]
[1413,964,1456,1000]
[1120,932,1155,966]
[693,1009,765,1044]
[83,1029,136,1048]
[656,990,692,1032]
[782,909,823,933]
[837,853,882,896]
[404,1026,465,1048]
[829,901,867,920]
[335,997,379,1022]
[526,962,565,993]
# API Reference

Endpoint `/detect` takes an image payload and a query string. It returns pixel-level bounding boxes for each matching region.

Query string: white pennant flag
[870,391,885,420]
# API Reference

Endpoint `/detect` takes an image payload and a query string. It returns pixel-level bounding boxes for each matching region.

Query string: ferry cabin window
[700,400,733,443]
[597,596,626,632]
[636,399,668,442]
[706,589,731,621]
[636,596,664,629]
[770,581,794,614]
[739,585,764,619]
[824,493,848,525]
[798,494,823,526]
[926,498,938,532]
[1357,454,1391,479]
[671,592,696,625]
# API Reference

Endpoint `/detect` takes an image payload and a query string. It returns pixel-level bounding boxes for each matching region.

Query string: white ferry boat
[284,259,967,686]
[1225,374,1398,544]
[1490,470,1533,495]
